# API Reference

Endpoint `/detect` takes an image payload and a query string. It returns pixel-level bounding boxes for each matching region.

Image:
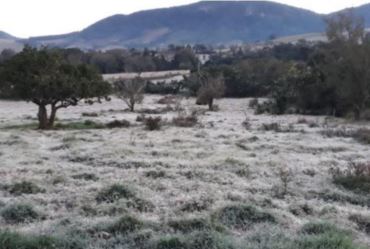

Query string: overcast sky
[1,0,369,38]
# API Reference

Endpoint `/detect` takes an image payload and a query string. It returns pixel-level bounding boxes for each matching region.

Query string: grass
[214,204,276,230]
[1,204,40,224]
[0,231,57,249]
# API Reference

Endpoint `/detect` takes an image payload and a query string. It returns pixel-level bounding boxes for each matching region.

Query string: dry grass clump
[172,112,198,127]
[96,184,136,203]
[144,116,162,131]
[349,214,370,234]
[330,161,370,194]
[106,119,130,128]
[82,112,99,117]
[168,218,212,233]
[260,122,281,132]
[71,173,99,181]
[1,204,40,224]
[104,215,144,235]
[7,181,44,196]
[157,95,177,105]
[214,204,275,230]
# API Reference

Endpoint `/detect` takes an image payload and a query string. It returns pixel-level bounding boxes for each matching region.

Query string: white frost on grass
[0,95,369,245]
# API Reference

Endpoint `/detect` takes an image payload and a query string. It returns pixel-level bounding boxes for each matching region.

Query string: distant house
[195,53,211,65]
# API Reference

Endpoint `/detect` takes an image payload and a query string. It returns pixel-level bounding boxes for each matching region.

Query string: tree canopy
[0,46,111,129]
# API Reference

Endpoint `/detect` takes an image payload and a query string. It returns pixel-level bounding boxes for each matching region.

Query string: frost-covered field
[0,95,369,248]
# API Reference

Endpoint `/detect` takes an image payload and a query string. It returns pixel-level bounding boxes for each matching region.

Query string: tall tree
[324,11,370,120]
[0,46,111,129]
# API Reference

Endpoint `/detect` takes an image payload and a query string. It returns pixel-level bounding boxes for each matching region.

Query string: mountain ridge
[2,1,370,50]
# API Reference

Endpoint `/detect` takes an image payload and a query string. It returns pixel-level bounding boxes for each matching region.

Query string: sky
[1,0,369,38]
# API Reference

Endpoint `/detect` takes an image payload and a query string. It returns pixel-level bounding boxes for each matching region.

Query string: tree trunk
[208,98,214,111]
[38,105,49,129]
[48,105,58,128]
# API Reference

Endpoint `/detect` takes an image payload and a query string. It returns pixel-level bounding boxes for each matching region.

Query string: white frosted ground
[0,95,369,245]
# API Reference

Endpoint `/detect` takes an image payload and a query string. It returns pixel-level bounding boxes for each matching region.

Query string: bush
[1,204,40,224]
[215,204,275,230]
[96,184,136,203]
[7,181,44,195]
[172,113,198,127]
[144,116,162,131]
[106,119,130,128]
[105,215,144,235]
[249,98,259,108]
[330,162,370,194]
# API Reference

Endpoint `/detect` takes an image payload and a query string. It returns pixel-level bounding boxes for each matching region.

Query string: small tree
[114,77,146,112]
[196,73,225,110]
[0,46,111,129]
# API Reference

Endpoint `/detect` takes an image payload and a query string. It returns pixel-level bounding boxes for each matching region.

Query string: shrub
[330,162,370,194]
[215,204,275,230]
[96,184,136,203]
[168,218,212,233]
[144,116,162,131]
[105,215,144,235]
[136,114,146,122]
[106,119,130,128]
[172,113,198,127]
[7,181,44,195]
[1,204,40,224]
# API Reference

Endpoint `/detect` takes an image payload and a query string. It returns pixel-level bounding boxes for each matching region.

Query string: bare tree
[196,73,225,111]
[114,77,146,112]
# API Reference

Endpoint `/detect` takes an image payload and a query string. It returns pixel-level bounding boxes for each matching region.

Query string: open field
[0,95,369,248]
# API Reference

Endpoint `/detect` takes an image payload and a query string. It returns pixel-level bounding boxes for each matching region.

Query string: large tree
[324,11,370,120]
[0,46,111,129]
